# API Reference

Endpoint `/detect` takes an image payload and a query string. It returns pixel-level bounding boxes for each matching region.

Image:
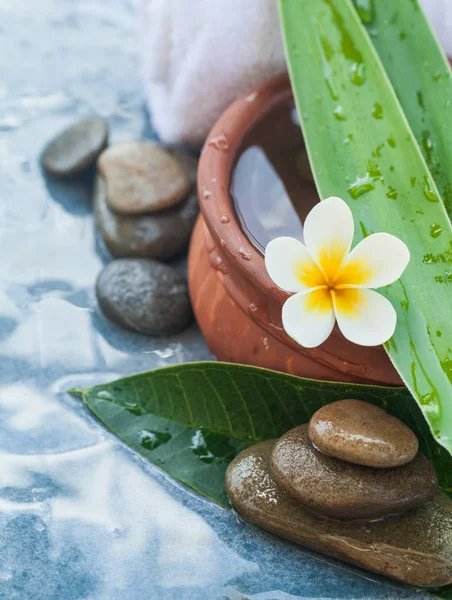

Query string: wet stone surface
[270,425,437,520]
[308,399,419,468]
[96,258,193,336]
[166,148,198,188]
[226,440,452,588]
[94,175,199,260]
[41,118,108,176]
[98,141,190,215]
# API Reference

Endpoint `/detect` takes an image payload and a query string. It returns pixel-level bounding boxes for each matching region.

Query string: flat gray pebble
[41,118,108,176]
[96,259,193,336]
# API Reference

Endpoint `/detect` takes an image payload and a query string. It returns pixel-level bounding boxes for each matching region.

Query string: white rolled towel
[140,0,452,148]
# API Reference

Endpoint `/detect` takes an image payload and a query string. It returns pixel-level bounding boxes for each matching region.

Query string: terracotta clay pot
[188,74,402,386]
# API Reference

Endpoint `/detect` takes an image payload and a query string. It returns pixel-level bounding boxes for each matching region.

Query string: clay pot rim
[197,73,292,303]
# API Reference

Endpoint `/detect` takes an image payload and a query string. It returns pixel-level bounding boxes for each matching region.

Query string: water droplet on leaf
[372,103,384,119]
[350,62,366,85]
[423,176,440,202]
[333,105,347,120]
[354,0,374,24]
[386,186,398,199]
[430,223,442,238]
[348,174,375,199]
[140,430,172,451]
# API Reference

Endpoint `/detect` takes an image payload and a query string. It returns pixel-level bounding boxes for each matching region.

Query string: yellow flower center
[295,243,372,316]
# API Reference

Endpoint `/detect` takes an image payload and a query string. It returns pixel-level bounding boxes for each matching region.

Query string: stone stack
[42,123,198,336]
[226,399,452,588]
[95,141,199,262]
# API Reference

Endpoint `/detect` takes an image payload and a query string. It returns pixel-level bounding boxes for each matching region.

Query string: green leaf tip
[67,388,85,398]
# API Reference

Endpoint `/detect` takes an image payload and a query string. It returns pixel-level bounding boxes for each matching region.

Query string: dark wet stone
[308,399,419,468]
[41,119,108,176]
[226,440,452,588]
[98,141,190,215]
[96,259,193,336]
[270,425,437,520]
[94,176,198,260]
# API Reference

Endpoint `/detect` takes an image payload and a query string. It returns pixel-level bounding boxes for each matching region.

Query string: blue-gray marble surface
[0,1,431,598]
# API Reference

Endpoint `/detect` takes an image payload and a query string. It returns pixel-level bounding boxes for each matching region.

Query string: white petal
[282,289,335,348]
[303,197,355,279]
[265,237,325,293]
[336,232,410,289]
[333,288,397,347]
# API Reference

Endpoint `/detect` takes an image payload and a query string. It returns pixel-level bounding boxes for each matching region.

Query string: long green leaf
[354,0,452,217]
[279,0,452,455]
[70,362,452,508]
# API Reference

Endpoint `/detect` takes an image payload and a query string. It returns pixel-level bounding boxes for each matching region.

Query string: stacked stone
[95,142,198,262]
[272,399,434,521]
[226,400,452,588]
[41,123,198,336]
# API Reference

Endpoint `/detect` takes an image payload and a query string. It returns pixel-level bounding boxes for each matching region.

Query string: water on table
[231,104,320,253]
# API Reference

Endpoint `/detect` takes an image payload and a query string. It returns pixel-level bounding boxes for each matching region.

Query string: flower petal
[335,232,410,289]
[282,289,335,348]
[265,237,325,293]
[333,288,397,346]
[303,197,354,280]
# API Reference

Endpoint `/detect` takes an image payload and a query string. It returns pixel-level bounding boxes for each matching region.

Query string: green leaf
[433,586,452,600]
[278,0,452,455]
[354,0,452,217]
[70,362,452,508]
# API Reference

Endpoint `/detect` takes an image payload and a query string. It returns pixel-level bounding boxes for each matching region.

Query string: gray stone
[41,118,108,176]
[270,425,437,520]
[98,141,190,215]
[94,176,198,260]
[226,440,452,588]
[308,399,419,468]
[96,259,193,336]
[166,148,198,188]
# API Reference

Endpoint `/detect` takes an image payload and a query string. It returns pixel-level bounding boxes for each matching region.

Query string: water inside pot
[230,102,320,254]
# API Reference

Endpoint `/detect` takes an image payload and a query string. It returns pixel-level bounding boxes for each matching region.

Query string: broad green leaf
[354,0,452,217]
[279,0,452,455]
[70,362,452,509]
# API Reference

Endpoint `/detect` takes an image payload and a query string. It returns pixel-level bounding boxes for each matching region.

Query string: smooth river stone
[166,148,198,188]
[226,441,452,588]
[98,141,190,215]
[41,118,108,176]
[309,400,419,468]
[96,259,193,336]
[270,425,437,520]
[94,176,198,260]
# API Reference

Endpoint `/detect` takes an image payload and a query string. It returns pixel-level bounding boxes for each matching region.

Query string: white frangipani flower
[265,196,410,349]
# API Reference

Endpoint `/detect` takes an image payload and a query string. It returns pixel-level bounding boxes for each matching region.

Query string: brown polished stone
[98,141,190,215]
[226,440,452,588]
[270,425,436,520]
[308,399,419,468]
[166,148,198,188]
